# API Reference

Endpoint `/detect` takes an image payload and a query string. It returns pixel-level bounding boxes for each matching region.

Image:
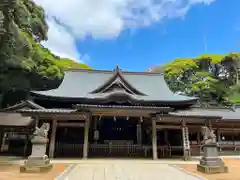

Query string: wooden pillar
[164,130,169,144]
[83,117,90,159]
[93,116,99,143]
[35,116,39,129]
[137,120,142,144]
[181,120,190,160]
[23,135,28,157]
[216,128,220,142]
[151,117,158,160]
[208,120,212,130]
[197,130,200,144]
[49,120,57,158]
[0,132,2,150]
[0,132,5,152]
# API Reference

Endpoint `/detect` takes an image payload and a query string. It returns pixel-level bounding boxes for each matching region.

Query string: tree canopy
[0,0,90,107]
[152,53,240,105]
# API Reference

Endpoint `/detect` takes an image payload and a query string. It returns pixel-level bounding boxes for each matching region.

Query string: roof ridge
[90,67,147,95]
[65,68,164,76]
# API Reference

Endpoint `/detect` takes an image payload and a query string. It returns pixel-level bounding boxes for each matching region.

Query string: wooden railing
[218,141,240,151]
[190,141,240,156]
[55,142,83,157]
[54,143,176,158]
[54,141,240,158]
[89,144,150,157]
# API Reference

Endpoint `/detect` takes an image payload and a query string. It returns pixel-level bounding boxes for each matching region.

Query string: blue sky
[37,0,240,72]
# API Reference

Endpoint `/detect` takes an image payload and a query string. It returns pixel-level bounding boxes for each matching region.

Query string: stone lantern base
[197,143,228,174]
[20,136,53,173]
[20,155,53,173]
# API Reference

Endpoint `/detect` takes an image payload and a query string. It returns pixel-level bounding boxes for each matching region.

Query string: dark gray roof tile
[32,68,197,104]
[2,100,45,111]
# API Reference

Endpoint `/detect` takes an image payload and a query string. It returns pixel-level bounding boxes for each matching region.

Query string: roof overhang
[32,92,198,107]
[18,104,173,118]
[0,113,35,132]
[76,104,172,116]
[30,67,199,107]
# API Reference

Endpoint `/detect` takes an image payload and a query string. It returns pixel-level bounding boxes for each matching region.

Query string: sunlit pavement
[57,160,204,180]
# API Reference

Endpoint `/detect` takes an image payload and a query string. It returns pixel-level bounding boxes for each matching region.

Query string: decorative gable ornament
[90,66,146,96]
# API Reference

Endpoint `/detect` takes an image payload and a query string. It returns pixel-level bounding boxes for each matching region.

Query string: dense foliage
[152,53,240,105]
[0,0,90,107]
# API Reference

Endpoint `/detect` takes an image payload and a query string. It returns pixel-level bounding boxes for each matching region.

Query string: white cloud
[41,18,80,61]
[33,0,216,62]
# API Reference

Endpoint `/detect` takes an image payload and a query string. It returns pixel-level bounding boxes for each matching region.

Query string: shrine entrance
[88,116,149,158]
[99,116,137,142]
[54,125,85,158]
[167,129,183,157]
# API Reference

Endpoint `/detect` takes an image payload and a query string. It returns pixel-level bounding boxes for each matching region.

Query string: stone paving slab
[65,162,202,180]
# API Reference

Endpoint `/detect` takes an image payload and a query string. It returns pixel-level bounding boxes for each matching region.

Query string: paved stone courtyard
[62,160,202,180]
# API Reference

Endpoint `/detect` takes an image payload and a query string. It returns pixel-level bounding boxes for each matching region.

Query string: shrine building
[1,66,240,159]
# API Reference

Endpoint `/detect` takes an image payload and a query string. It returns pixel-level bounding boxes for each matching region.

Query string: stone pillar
[151,117,158,160]
[137,120,142,144]
[49,120,57,158]
[83,117,90,159]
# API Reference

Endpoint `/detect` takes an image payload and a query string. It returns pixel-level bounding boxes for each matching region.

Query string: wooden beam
[156,125,181,129]
[213,128,240,131]
[57,122,84,127]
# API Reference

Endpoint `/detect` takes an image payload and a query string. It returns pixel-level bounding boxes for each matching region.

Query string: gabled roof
[2,100,45,112]
[31,66,198,105]
[91,66,146,96]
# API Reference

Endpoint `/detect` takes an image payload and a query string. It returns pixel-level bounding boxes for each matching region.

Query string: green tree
[157,53,240,105]
[0,0,91,107]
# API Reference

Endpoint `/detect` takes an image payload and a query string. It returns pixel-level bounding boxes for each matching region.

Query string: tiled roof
[76,104,170,109]
[2,100,45,111]
[18,108,75,113]
[31,67,197,105]
[170,107,240,120]
[18,104,171,113]
[16,106,240,120]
